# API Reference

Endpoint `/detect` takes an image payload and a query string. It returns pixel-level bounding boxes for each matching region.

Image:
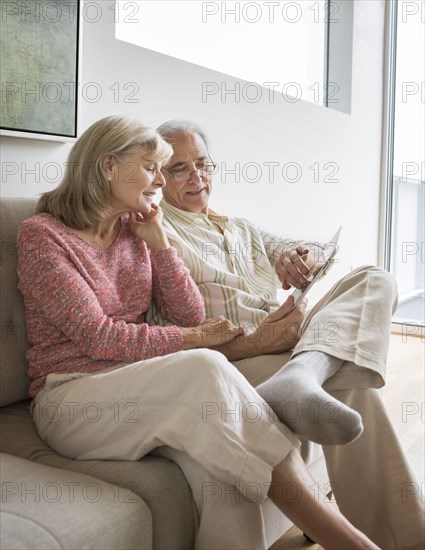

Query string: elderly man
[145,120,425,549]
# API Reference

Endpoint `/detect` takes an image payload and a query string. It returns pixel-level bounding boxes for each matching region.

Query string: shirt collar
[160,198,231,228]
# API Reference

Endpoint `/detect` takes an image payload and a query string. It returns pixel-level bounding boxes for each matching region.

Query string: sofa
[0,197,329,549]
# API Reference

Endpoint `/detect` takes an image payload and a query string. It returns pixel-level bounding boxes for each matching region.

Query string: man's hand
[274,245,324,290]
[210,296,307,360]
[248,295,307,354]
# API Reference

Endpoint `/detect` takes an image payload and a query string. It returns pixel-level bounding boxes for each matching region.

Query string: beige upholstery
[0,198,34,406]
[0,197,328,549]
[0,401,196,549]
[0,452,150,550]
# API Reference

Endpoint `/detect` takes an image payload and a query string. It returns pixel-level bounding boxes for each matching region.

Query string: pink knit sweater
[17,213,206,398]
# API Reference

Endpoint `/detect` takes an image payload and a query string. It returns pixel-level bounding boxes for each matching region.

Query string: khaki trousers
[232,265,424,549]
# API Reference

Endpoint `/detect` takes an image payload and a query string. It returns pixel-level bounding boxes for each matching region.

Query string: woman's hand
[274,245,324,290]
[180,316,244,349]
[129,205,170,250]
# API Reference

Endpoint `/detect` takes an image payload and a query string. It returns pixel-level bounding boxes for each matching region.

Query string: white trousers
[33,266,425,549]
[33,349,300,550]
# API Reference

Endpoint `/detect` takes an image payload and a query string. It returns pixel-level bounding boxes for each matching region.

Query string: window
[382,0,424,334]
[116,0,353,111]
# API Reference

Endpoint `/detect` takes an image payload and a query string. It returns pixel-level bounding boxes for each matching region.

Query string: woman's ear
[101,154,116,181]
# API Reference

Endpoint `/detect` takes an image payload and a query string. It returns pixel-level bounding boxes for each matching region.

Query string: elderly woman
[17,116,379,550]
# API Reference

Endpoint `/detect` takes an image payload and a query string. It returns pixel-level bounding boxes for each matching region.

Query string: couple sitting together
[17,116,424,550]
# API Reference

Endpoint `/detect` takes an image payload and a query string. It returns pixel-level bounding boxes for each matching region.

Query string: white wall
[0,0,386,301]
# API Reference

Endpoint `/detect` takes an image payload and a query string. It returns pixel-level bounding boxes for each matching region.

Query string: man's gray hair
[157,120,210,151]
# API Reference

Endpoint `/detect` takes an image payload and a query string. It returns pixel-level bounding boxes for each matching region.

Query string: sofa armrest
[0,452,152,550]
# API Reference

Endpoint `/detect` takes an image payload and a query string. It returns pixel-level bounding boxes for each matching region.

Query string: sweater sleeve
[17,220,183,362]
[150,247,206,326]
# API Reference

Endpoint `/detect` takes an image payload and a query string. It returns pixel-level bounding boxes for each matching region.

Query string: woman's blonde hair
[37,116,173,229]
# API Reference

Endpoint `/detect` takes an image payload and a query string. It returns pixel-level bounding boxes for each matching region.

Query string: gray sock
[257,351,363,445]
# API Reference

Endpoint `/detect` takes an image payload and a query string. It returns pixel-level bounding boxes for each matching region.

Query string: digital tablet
[289,226,342,312]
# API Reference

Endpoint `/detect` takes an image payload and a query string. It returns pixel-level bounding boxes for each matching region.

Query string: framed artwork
[0,0,81,142]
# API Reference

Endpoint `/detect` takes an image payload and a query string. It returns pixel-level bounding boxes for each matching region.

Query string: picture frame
[0,0,81,142]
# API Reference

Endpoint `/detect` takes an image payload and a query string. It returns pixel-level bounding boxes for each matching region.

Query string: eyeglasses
[162,162,217,183]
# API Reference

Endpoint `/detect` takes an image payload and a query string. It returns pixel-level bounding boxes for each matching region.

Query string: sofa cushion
[0,452,150,549]
[0,198,37,406]
[0,401,196,550]
[0,511,62,550]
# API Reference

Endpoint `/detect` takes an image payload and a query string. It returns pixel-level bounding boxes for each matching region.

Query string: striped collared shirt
[147,199,307,332]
